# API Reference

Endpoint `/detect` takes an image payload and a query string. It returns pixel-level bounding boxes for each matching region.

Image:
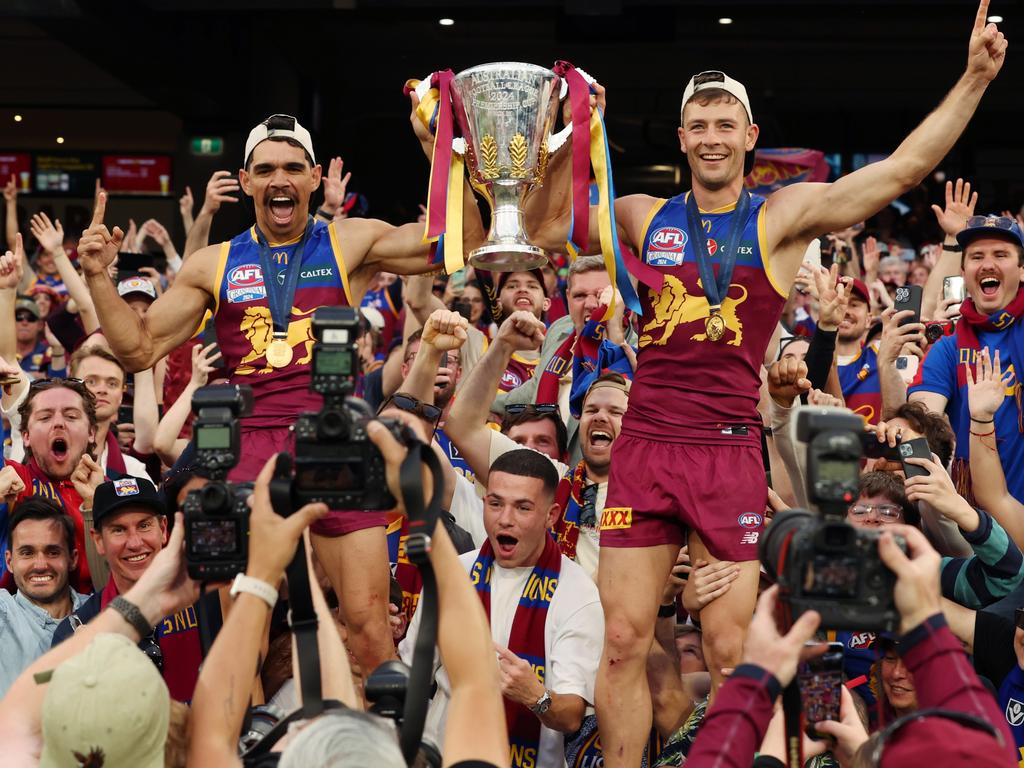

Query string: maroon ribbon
[553,61,592,254]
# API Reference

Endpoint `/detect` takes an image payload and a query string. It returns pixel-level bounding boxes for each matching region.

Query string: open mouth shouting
[514,295,535,310]
[495,533,519,559]
[979,275,1001,299]
[588,429,613,452]
[50,437,69,463]
[268,193,297,227]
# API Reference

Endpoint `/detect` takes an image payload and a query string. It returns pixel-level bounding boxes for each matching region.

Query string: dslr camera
[291,307,401,510]
[184,384,255,580]
[760,408,905,632]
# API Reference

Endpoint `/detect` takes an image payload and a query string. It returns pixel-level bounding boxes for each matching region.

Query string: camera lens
[318,409,348,440]
[200,482,230,514]
[759,509,813,581]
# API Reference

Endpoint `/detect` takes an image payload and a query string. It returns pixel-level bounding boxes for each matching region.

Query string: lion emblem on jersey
[639,275,747,348]
[236,305,317,375]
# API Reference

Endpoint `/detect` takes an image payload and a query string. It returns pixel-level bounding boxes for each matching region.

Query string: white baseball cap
[680,70,753,123]
[244,114,316,166]
[117,275,157,302]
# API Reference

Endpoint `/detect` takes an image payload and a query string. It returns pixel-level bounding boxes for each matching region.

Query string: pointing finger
[91,191,107,228]
[975,0,990,34]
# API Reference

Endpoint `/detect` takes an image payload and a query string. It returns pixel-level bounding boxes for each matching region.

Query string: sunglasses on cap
[378,393,442,430]
[965,215,1017,231]
[505,403,559,416]
[15,312,38,322]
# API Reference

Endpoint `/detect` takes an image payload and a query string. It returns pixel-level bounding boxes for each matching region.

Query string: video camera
[760,408,905,632]
[184,384,255,580]
[290,306,401,510]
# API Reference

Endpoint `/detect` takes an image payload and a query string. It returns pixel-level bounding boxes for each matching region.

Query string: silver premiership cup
[451,62,561,271]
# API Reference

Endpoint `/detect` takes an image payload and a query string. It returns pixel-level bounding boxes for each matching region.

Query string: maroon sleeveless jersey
[625,192,786,444]
[214,221,352,428]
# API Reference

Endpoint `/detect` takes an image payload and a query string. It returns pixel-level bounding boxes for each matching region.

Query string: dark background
[0,0,1020,245]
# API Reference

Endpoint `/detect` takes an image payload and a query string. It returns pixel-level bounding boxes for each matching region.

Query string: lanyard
[255,217,314,335]
[684,189,751,314]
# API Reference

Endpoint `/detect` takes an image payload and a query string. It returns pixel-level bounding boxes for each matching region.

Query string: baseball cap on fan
[680,70,756,176]
[244,114,317,167]
[117,274,157,302]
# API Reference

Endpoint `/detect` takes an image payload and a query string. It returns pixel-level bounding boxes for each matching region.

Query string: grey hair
[279,709,405,768]
[878,255,906,273]
[567,255,607,289]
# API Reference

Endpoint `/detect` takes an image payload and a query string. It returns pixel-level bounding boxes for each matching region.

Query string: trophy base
[468,243,550,272]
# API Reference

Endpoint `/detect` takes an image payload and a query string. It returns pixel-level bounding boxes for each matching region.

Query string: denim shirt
[0,588,87,697]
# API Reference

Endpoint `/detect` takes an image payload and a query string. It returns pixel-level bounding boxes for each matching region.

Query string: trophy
[450,63,561,271]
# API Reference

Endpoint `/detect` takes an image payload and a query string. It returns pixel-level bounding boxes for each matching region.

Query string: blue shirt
[0,588,87,697]
[909,327,1024,502]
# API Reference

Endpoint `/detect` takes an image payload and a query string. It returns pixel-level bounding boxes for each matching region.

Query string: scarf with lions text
[471,533,562,768]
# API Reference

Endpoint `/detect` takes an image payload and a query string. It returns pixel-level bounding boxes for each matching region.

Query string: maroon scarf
[953,285,1024,388]
[553,460,588,561]
[104,429,127,476]
[535,331,576,405]
[471,534,562,767]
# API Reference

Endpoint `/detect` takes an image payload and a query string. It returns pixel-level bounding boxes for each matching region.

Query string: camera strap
[396,436,445,764]
[782,679,805,768]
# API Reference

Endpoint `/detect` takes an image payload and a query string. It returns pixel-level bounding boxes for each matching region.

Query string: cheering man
[534,4,1008,765]
[78,114,484,678]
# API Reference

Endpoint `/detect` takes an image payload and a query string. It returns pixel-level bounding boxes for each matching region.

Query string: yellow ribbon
[444,152,465,274]
[589,112,618,320]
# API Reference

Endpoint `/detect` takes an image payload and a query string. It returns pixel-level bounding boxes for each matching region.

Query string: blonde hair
[165,700,190,768]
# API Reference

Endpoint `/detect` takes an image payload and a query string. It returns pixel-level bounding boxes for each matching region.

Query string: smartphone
[943,275,966,317]
[898,436,931,479]
[117,404,133,426]
[895,355,919,381]
[117,252,155,273]
[798,642,844,740]
[894,284,923,327]
[200,319,226,370]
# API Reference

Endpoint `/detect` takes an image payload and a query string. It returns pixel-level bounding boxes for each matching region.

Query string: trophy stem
[468,181,550,272]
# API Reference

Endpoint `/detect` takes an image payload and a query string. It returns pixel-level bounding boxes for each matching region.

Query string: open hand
[966,347,1011,421]
[190,342,222,387]
[931,178,977,237]
[29,212,64,255]
[323,157,352,215]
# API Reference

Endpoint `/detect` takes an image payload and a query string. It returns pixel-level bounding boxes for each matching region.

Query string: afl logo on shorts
[227,264,267,303]
[737,512,763,529]
[501,370,522,390]
[647,227,687,267]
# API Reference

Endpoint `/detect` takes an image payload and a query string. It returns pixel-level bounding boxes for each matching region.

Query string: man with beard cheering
[77,114,484,680]
[530,3,1007,765]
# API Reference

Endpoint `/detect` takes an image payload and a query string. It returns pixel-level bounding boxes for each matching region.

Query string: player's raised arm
[81,192,216,371]
[767,0,1006,251]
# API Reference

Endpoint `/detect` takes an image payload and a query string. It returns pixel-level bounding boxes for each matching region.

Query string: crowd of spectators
[0,4,1019,767]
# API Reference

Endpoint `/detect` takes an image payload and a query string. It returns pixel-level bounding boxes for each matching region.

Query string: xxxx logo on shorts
[600,507,632,530]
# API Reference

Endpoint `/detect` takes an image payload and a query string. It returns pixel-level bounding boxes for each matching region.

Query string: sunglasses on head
[966,215,1017,231]
[15,313,38,322]
[505,403,559,416]
[379,393,442,427]
[29,376,86,390]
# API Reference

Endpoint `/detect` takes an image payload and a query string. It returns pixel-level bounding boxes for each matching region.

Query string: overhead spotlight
[439,17,454,26]
[13,114,22,122]
[988,15,1003,23]
[718,17,733,25]
[56,136,64,144]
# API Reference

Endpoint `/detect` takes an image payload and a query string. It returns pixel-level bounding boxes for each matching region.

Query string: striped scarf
[471,534,562,768]
[553,460,590,561]
[536,331,576,405]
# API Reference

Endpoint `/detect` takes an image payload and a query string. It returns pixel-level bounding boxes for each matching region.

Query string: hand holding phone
[798,642,844,740]
[893,285,923,327]
[898,436,932,479]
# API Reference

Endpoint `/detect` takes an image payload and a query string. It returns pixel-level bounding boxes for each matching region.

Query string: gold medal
[266,337,293,368]
[706,307,726,342]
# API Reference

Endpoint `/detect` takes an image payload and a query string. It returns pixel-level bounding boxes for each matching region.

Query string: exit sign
[190,137,224,156]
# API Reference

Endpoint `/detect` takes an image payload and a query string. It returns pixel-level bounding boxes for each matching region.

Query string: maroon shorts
[231,425,385,537]
[601,433,767,561]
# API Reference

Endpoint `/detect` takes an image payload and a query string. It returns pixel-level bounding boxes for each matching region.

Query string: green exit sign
[190,137,224,156]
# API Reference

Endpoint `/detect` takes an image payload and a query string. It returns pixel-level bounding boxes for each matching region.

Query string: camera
[760,408,904,631]
[291,307,401,509]
[185,384,255,580]
[924,321,951,345]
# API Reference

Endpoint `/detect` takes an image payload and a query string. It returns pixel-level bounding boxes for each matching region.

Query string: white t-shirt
[449,474,486,548]
[399,550,604,768]
[487,430,605,581]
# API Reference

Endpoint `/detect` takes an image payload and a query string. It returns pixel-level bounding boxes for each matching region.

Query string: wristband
[942,243,962,252]
[970,429,995,438]
[970,417,994,423]
[315,206,336,220]
[110,595,155,638]
[230,573,278,610]
[658,603,678,618]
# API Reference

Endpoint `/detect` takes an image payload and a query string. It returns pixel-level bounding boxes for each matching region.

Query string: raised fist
[422,308,469,352]
[496,310,546,353]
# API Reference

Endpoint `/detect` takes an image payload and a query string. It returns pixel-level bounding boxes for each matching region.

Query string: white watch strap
[230,574,278,610]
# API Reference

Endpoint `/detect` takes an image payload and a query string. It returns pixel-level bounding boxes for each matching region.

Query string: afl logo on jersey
[501,370,523,390]
[647,227,687,267]
[227,264,267,303]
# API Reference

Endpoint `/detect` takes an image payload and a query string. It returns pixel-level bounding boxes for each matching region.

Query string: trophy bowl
[451,62,561,272]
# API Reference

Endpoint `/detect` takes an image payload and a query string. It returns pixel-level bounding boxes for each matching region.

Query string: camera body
[185,384,255,580]
[761,408,904,632]
[291,307,399,510]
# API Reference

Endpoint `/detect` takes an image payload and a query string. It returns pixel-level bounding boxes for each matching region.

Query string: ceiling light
[13,114,22,122]
[439,17,454,26]
[988,15,1003,23]
[56,136,64,144]
[718,17,733,25]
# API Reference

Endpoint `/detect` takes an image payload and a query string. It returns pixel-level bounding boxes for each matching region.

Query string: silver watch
[530,689,552,715]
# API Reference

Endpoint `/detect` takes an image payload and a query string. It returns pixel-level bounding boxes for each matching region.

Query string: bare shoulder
[764,182,829,242]
[333,217,393,253]
[616,193,663,247]
[174,243,222,295]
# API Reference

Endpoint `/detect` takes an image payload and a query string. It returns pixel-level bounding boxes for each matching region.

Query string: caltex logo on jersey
[647,226,687,266]
[227,264,267,303]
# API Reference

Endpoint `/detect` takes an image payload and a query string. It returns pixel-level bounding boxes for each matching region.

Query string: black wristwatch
[316,206,336,220]
[110,596,154,638]
[942,243,962,252]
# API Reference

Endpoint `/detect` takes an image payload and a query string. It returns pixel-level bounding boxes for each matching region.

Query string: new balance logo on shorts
[740,531,759,545]
[600,507,632,530]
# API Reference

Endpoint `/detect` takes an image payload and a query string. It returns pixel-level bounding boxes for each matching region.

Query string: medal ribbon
[256,216,314,338]
[684,188,750,315]
[553,61,593,258]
